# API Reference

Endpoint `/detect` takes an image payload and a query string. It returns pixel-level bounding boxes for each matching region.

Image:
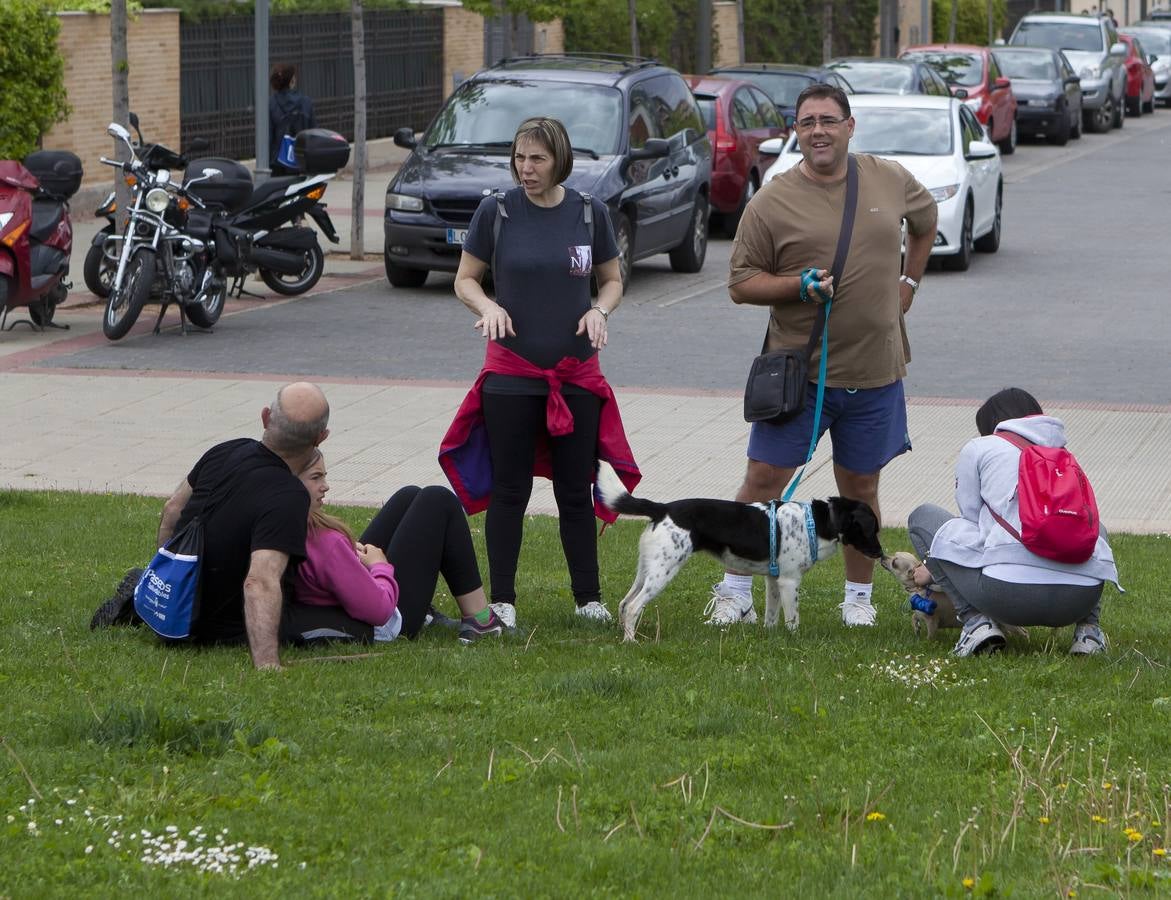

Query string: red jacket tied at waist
[438,342,641,522]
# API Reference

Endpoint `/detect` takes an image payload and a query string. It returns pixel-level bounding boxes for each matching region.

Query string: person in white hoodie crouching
[907,387,1121,657]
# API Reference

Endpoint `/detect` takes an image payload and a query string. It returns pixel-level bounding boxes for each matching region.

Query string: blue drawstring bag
[277,134,298,170]
[134,518,204,640]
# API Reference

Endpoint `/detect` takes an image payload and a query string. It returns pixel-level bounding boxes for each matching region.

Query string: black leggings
[481,391,601,607]
[282,485,482,644]
[359,485,483,638]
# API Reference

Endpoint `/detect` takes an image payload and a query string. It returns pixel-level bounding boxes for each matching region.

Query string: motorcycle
[100,121,223,340]
[186,128,349,297]
[0,149,83,331]
[83,191,116,298]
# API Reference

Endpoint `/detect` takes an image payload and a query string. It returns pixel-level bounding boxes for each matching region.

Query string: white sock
[720,574,754,600]
[844,581,873,605]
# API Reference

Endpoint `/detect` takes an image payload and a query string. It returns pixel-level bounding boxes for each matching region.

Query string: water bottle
[909,592,936,615]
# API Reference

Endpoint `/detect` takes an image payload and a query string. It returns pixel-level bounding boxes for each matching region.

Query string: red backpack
[987,431,1099,564]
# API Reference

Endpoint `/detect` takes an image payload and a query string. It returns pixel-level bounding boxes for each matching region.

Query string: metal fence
[180,9,444,162]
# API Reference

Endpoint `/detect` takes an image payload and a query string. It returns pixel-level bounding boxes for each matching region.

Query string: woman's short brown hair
[509,117,573,186]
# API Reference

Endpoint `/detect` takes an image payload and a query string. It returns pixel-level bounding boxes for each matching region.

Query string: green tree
[932,0,1007,44]
[0,0,70,159]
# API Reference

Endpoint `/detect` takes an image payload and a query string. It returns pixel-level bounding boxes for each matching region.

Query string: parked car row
[381,27,1161,291]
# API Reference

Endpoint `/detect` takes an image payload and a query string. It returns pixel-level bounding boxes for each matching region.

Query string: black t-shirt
[176,438,309,644]
[463,186,619,395]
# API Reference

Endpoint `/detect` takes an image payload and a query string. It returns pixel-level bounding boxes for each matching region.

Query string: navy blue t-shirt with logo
[463,186,618,395]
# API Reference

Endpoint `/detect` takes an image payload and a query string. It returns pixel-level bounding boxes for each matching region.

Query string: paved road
[38,114,1171,407]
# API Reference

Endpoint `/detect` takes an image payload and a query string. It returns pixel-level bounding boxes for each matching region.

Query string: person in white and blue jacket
[908,387,1120,657]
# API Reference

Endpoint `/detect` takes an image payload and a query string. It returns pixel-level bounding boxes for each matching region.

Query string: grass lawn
[1,488,1169,898]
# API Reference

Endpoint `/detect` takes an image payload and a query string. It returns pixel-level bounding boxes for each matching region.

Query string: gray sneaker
[952,615,1006,657]
[703,584,757,626]
[1070,624,1108,655]
[489,602,517,630]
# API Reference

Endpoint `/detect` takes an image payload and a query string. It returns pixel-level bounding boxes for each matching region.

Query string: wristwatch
[899,274,920,295]
[590,304,610,321]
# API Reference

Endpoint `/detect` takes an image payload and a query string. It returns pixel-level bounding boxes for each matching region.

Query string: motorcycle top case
[184,158,254,212]
[294,129,350,174]
[22,151,83,200]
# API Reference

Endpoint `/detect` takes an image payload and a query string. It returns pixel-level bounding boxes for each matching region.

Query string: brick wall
[713,1,742,67]
[45,10,181,188]
[443,5,485,95]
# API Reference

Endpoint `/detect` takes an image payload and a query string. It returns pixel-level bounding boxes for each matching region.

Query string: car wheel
[974,184,1001,254]
[1128,93,1143,117]
[1050,111,1070,146]
[1071,108,1082,139]
[668,194,709,274]
[1113,90,1125,128]
[1144,95,1155,114]
[1086,99,1112,133]
[942,201,973,272]
[998,117,1017,155]
[612,211,634,289]
[385,256,428,288]
[721,175,757,239]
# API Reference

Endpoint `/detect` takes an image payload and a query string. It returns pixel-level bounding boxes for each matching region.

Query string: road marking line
[656,279,728,308]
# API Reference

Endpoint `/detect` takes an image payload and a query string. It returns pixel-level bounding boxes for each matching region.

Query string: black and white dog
[596,462,884,641]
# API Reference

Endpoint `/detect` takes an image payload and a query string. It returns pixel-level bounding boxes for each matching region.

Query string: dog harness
[803,502,819,563]
[767,501,819,576]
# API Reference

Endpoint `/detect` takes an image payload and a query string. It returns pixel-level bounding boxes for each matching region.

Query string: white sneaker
[952,615,1006,657]
[839,596,877,627]
[489,602,517,630]
[703,584,757,626]
[575,600,613,623]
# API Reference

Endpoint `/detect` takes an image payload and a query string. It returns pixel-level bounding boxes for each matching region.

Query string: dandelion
[1154,848,1166,858]
[1102,782,1113,790]
[1127,831,1144,843]
[962,877,975,889]
[1092,815,1108,824]
[866,811,886,822]
[1039,816,1051,825]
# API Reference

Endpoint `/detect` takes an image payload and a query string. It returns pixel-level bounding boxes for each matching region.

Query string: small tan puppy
[880,551,960,638]
[880,551,1028,641]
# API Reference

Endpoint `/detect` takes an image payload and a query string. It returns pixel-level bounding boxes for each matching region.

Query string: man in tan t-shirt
[705,83,938,630]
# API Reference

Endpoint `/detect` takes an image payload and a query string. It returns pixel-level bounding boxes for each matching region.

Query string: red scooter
[0,150,83,330]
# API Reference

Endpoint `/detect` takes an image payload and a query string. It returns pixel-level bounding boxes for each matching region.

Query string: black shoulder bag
[743,155,859,425]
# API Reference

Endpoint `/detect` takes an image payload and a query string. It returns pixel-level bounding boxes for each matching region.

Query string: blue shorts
[747,380,911,475]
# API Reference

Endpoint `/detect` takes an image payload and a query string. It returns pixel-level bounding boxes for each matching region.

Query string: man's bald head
[262,382,330,456]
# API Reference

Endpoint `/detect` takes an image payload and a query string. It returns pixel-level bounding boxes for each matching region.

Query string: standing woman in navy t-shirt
[444,116,638,629]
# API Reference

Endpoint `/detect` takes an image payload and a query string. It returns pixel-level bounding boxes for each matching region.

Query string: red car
[684,76,788,236]
[900,44,1019,154]
[1119,33,1157,115]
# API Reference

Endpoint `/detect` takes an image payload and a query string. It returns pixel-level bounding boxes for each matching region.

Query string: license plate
[446,228,467,245]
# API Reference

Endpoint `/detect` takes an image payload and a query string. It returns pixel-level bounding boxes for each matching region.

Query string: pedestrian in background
[269,63,315,175]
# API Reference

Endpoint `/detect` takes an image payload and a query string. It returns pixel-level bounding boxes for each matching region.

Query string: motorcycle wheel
[184,276,226,330]
[258,243,324,296]
[103,248,154,340]
[83,228,116,298]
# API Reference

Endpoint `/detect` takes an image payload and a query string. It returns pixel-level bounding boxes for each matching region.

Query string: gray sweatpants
[907,504,1101,628]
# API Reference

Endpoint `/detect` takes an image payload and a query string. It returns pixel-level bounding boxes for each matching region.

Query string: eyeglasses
[795,115,848,130]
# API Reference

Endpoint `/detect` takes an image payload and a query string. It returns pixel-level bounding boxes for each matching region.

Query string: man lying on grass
[92,382,330,670]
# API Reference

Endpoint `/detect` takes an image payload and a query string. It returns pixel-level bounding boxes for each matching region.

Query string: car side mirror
[393,127,417,150]
[1150,54,1159,63]
[966,139,998,160]
[1110,41,1127,56]
[993,76,1011,90]
[758,137,786,155]
[1065,74,1082,85]
[953,87,969,99]
[628,138,670,161]
[783,113,796,129]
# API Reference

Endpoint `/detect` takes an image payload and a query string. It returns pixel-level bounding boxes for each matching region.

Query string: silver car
[1009,12,1128,133]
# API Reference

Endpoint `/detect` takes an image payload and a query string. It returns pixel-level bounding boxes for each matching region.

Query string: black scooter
[184,129,349,297]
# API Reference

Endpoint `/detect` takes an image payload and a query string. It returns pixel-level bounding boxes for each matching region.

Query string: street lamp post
[255,0,270,182]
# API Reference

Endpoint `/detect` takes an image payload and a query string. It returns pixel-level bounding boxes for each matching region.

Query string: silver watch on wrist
[899,274,920,295]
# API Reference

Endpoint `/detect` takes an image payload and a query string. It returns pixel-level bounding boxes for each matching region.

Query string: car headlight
[145,188,171,213]
[1081,64,1101,79]
[386,192,424,212]
[929,184,960,202]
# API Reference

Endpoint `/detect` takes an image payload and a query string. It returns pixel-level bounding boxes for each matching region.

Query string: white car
[759,94,1003,271]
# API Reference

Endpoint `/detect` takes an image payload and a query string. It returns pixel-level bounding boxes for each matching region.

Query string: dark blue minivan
[383,55,713,288]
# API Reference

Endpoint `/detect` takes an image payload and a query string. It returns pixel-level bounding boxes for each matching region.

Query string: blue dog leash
[781,297,831,504]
